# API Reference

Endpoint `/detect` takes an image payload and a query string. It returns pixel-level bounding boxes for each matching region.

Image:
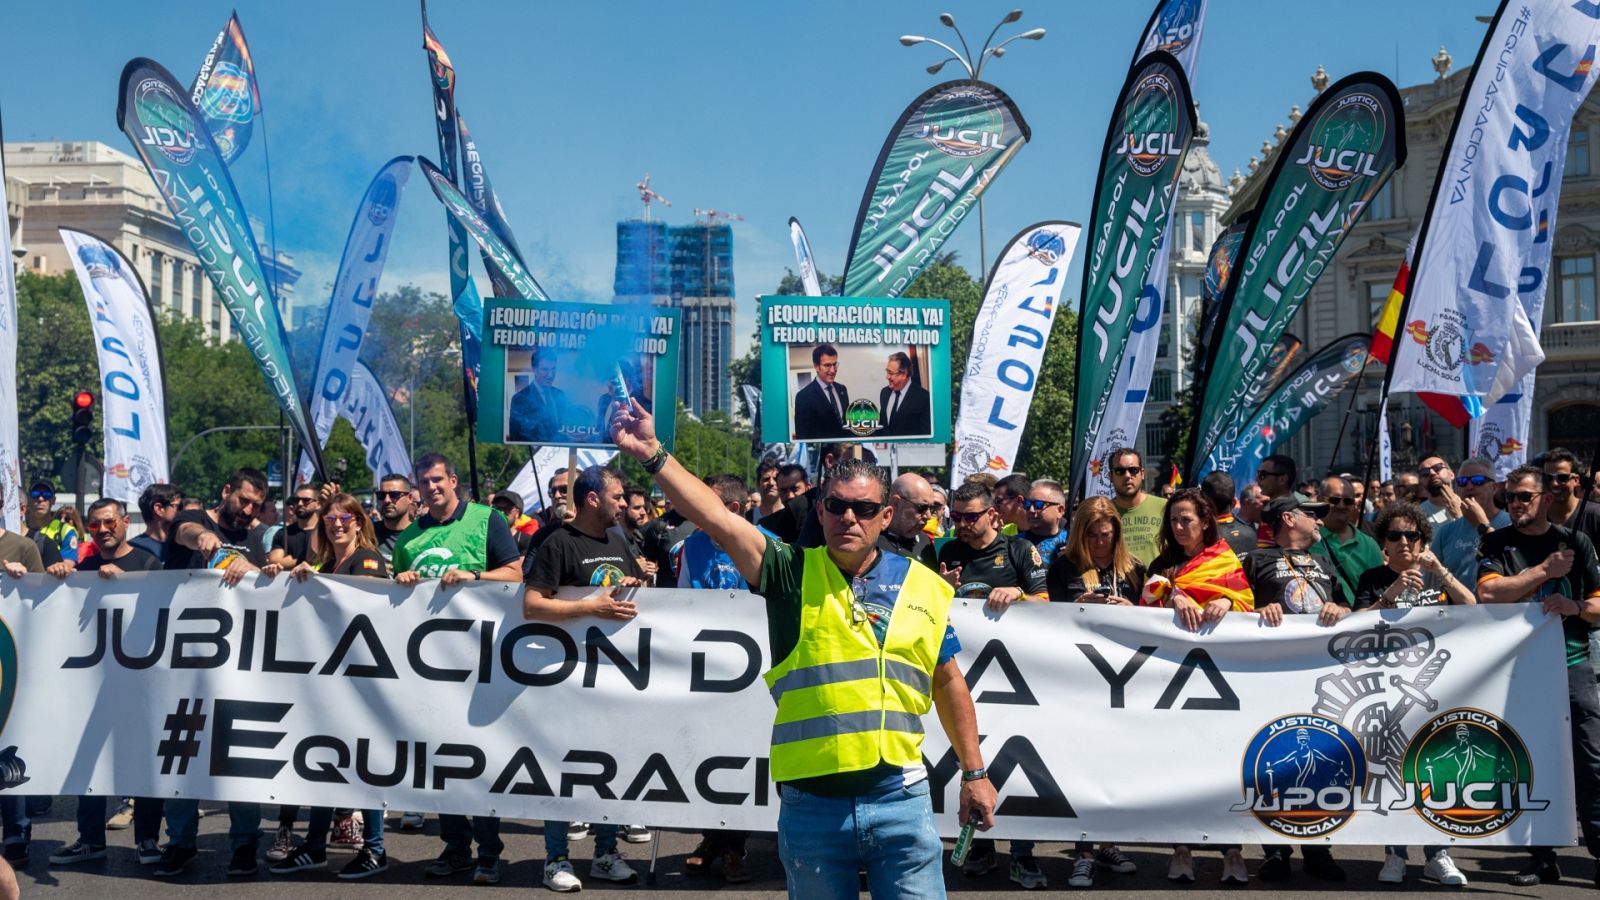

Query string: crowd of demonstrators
[492,490,539,553]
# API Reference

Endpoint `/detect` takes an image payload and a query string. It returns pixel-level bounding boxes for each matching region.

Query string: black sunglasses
[950,508,991,524]
[1455,474,1492,488]
[909,502,940,516]
[1325,497,1358,507]
[1257,470,1285,478]
[1385,530,1423,543]
[376,490,409,501]
[823,497,884,519]
[1507,490,1543,504]
[1111,466,1142,476]
[1546,472,1577,485]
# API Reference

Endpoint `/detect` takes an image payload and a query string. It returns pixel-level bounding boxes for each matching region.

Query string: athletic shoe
[265,826,295,862]
[399,812,425,832]
[329,812,364,849]
[590,850,637,883]
[48,841,107,865]
[1010,854,1048,889]
[1258,853,1291,882]
[622,824,652,843]
[338,849,387,880]
[566,822,590,841]
[107,799,135,830]
[961,841,997,877]
[1423,850,1468,886]
[473,856,500,885]
[267,844,326,875]
[543,856,582,892]
[720,849,750,884]
[1378,852,1406,884]
[684,837,716,874]
[1220,849,1249,886]
[1096,845,1137,874]
[1305,854,1346,882]
[151,845,196,877]
[1,842,27,868]
[1166,848,1193,884]
[227,844,259,877]
[136,839,162,865]
[1070,856,1097,888]
[424,850,473,878]
[1511,860,1560,886]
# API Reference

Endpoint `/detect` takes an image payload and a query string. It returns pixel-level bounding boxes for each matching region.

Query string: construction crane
[693,208,745,224]
[637,174,670,221]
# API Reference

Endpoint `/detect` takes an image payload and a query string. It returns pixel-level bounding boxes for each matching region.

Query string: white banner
[951,222,1080,486]
[1391,1,1600,403]
[787,217,822,297]
[0,133,20,531]
[4,573,1574,845]
[1470,371,1534,478]
[509,447,618,512]
[1378,396,1394,482]
[298,157,412,485]
[60,229,169,503]
[338,361,411,486]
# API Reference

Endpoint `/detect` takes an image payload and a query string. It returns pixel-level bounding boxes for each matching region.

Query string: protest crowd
[0,421,1594,895]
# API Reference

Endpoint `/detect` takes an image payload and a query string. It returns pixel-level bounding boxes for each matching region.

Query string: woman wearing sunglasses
[271,493,391,880]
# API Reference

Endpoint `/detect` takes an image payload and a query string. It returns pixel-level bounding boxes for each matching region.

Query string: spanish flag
[1370,260,1407,365]
[1172,541,1255,612]
[1169,462,1183,488]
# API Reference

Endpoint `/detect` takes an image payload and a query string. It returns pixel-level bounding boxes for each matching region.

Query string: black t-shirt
[271,522,313,564]
[80,545,161,572]
[935,533,1049,599]
[164,509,257,571]
[1046,556,1147,603]
[28,530,63,568]
[1479,524,1600,667]
[1562,499,1600,551]
[374,521,407,562]
[876,529,937,569]
[1217,519,1257,559]
[320,547,390,578]
[1243,547,1339,614]
[639,512,696,583]
[759,486,823,549]
[1353,565,1449,609]
[524,522,644,591]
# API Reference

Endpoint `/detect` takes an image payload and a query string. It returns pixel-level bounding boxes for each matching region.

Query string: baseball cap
[1263,492,1330,521]
[492,490,525,512]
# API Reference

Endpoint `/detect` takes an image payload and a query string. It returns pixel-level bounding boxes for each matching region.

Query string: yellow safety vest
[763,546,954,783]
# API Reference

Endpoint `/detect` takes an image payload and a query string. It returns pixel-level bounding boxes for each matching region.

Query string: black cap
[492,490,524,512]
[28,480,55,494]
[1263,492,1330,521]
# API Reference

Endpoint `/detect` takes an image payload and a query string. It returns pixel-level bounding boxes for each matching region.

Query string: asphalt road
[9,800,1600,897]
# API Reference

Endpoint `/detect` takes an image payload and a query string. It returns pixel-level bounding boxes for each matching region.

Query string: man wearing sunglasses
[1429,459,1507,588]
[1416,456,1462,530]
[992,474,1032,535]
[1478,465,1600,887]
[25,481,77,564]
[1313,476,1382,608]
[1545,448,1600,548]
[372,474,416,562]
[267,486,322,568]
[610,399,996,900]
[1109,449,1165,565]
[878,473,939,567]
[1252,455,1297,548]
[1021,480,1069,563]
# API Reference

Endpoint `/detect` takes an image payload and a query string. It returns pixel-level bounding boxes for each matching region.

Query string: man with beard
[1417,455,1459,528]
[1545,448,1600,547]
[1429,458,1509,587]
[268,485,321,567]
[371,474,417,562]
[155,469,272,878]
[1109,449,1165,565]
[750,460,784,521]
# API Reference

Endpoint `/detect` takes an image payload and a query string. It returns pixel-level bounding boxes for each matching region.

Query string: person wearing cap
[490,490,539,555]
[1242,491,1349,883]
[26,481,77,563]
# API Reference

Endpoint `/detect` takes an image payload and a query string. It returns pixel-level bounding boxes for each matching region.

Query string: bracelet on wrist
[961,767,988,783]
[641,445,669,475]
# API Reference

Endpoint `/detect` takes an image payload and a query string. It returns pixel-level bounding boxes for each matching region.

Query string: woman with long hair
[270,493,390,880]
[1140,487,1253,885]
[1047,497,1145,604]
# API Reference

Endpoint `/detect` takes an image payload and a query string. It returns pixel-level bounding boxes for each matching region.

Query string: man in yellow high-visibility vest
[612,401,996,899]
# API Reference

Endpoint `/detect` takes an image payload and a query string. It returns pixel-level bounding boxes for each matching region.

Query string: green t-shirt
[1315,526,1384,607]
[1117,494,1166,568]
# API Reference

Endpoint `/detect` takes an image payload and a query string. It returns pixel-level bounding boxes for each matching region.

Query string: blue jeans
[77,796,163,847]
[777,779,945,900]
[544,821,618,860]
[0,796,28,847]
[165,799,262,852]
[439,814,502,859]
[303,808,384,857]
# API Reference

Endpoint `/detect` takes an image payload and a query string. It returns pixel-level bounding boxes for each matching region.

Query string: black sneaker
[152,845,197,877]
[1258,853,1291,882]
[1,842,26,868]
[339,848,388,880]
[267,843,327,875]
[961,841,997,877]
[1511,859,1561,886]
[1304,855,1345,882]
[424,849,474,878]
[227,844,259,877]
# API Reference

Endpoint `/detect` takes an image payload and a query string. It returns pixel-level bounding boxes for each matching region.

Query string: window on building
[1567,126,1591,177]
[1366,280,1392,333]
[1150,368,1174,403]
[1188,211,1205,252]
[149,253,163,307]
[1144,423,1172,458]
[1158,321,1171,360]
[1369,181,1394,220]
[1549,402,1600,465]
[1557,254,1598,322]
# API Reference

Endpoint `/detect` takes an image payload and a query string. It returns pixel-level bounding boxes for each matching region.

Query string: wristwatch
[961,767,989,783]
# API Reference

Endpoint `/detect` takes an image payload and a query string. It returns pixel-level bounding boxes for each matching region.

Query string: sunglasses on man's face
[822,497,884,519]
[1507,490,1543,505]
[1325,497,1358,507]
[85,519,119,533]
[376,490,409,502]
[1111,466,1142,476]
[1022,499,1062,512]
[1546,472,1577,485]
[949,508,991,525]
[1385,530,1423,544]
[29,491,53,501]
[1456,475,1493,488]
[1419,463,1448,476]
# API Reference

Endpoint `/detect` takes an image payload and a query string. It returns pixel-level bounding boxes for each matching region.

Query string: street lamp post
[901,10,1045,279]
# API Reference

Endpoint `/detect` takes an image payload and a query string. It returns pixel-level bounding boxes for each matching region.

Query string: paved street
[8,799,1600,897]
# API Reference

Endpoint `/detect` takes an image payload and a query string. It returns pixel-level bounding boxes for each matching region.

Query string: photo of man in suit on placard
[791,343,850,440]
[878,350,931,437]
[508,347,570,442]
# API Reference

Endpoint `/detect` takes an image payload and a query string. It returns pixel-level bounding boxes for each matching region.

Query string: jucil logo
[1297,91,1386,191]
[135,78,200,166]
[1400,708,1546,837]
[844,399,882,437]
[1114,69,1184,177]
[918,87,1007,159]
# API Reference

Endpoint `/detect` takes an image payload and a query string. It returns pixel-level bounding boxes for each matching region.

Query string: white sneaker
[399,811,425,831]
[622,824,652,843]
[566,822,590,841]
[1378,852,1406,884]
[542,857,581,892]
[1424,850,1468,886]
[590,851,637,883]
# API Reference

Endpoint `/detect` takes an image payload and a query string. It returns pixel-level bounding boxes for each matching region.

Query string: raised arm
[611,400,767,586]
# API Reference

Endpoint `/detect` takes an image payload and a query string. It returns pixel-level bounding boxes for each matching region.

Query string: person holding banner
[607,398,996,900]
[1046,497,1144,605]
[1144,490,1255,631]
[1477,465,1600,887]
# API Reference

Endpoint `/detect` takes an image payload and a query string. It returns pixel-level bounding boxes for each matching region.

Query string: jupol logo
[1025,230,1067,266]
[1115,69,1184,177]
[918,87,1007,158]
[1297,91,1385,191]
[135,77,200,166]
[1235,714,1367,837]
[1340,342,1367,374]
[844,399,881,437]
[1400,708,1546,837]
[1143,0,1201,55]
[198,61,253,124]
[75,243,122,280]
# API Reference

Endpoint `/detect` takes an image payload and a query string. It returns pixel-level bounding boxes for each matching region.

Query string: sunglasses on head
[1022,499,1061,512]
[1456,475,1492,488]
[1385,530,1423,543]
[1111,466,1142,476]
[822,497,884,518]
[1507,490,1543,504]
[376,490,409,501]
[950,508,991,525]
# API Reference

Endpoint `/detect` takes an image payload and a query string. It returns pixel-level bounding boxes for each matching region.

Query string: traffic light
[70,391,94,446]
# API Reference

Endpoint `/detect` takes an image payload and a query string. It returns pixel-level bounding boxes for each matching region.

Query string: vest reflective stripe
[762,546,954,783]
[771,710,925,746]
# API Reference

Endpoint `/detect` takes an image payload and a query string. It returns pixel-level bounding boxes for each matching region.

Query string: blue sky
[2,1,1492,354]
